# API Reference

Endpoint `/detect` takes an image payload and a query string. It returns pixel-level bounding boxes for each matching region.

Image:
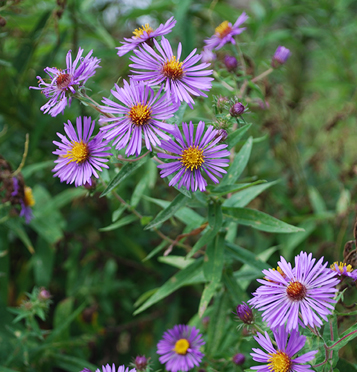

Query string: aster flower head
[204,12,248,51]
[330,261,357,280]
[130,36,213,109]
[249,252,339,331]
[96,364,136,372]
[99,79,178,157]
[157,121,230,192]
[53,116,112,187]
[117,17,176,57]
[20,186,35,224]
[157,324,205,372]
[272,46,291,68]
[30,48,100,117]
[251,326,318,372]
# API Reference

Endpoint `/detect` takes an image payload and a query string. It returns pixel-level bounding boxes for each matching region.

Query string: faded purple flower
[99,79,178,157]
[157,121,230,192]
[129,37,213,109]
[272,46,291,68]
[157,324,205,372]
[249,251,339,331]
[53,116,112,187]
[95,365,136,372]
[330,261,357,281]
[204,12,248,51]
[200,46,216,63]
[117,17,176,57]
[251,326,318,372]
[30,48,100,117]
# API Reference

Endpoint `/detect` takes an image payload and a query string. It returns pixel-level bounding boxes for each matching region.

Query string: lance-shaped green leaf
[164,173,192,198]
[223,207,304,233]
[4,220,34,254]
[220,137,253,186]
[134,258,204,315]
[198,281,219,318]
[145,193,188,230]
[226,123,252,150]
[210,180,266,196]
[101,156,148,197]
[99,214,138,232]
[327,322,357,351]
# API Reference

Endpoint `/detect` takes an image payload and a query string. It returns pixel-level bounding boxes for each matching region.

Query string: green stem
[251,68,274,83]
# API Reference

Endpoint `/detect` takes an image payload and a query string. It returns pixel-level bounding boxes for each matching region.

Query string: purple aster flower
[157,324,205,372]
[95,364,136,372]
[129,36,213,109]
[30,48,100,117]
[204,12,248,51]
[251,326,318,372]
[117,17,176,57]
[330,261,357,280]
[249,251,339,331]
[53,116,112,187]
[272,46,291,68]
[20,186,35,224]
[157,121,230,192]
[99,79,178,157]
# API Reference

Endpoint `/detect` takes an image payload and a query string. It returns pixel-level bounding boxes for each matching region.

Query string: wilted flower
[236,302,254,324]
[20,186,35,224]
[157,324,205,372]
[223,55,238,72]
[215,129,228,142]
[249,252,339,331]
[157,121,230,192]
[230,102,245,117]
[30,48,100,117]
[99,79,178,157]
[272,46,291,68]
[200,47,216,63]
[330,261,357,280]
[232,353,245,365]
[129,37,213,109]
[251,326,318,372]
[117,17,176,57]
[204,12,248,50]
[53,116,112,187]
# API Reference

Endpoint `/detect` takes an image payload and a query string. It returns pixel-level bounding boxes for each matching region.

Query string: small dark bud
[232,353,245,365]
[135,355,148,371]
[230,102,245,117]
[272,46,291,68]
[224,55,238,72]
[38,287,51,300]
[0,16,6,27]
[236,302,254,324]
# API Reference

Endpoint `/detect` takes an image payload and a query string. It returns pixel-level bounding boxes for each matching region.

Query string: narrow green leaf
[134,288,158,308]
[112,205,127,223]
[51,188,87,210]
[145,193,188,230]
[4,220,34,254]
[198,281,219,318]
[101,156,148,197]
[52,297,74,341]
[52,354,98,372]
[222,271,246,303]
[220,137,253,186]
[204,233,225,282]
[210,180,266,197]
[99,214,138,232]
[21,160,53,178]
[223,207,304,233]
[130,171,149,208]
[142,241,167,262]
[226,123,252,150]
[308,186,327,213]
[33,237,54,287]
[134,258,203,315]
[158,255,195,269]
[328,322,357,351]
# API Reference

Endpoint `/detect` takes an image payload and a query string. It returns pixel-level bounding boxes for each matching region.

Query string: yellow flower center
[215,20,232,39]
[330,261,353,274]
[181,146,205,171]
[64,141,89,164]
[268,351,292,372]
[132,23,154,39]
[286,281,306,301]
[24,186,35,207]
[174,338,190,355]
[162,56,184,80]
[128,103,152,126]
[56,72,71,89]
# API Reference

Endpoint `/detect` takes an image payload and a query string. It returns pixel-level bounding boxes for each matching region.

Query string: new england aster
[251,326,318,372]
[129,36,213,109]
[90,364,136,372]
[157,325,205,372]
[249,251,339,331]
[30,48,100,117]
[53,116,112,187]
[157,121,230,192]
[99,79,179,157]
[116,17,176,57]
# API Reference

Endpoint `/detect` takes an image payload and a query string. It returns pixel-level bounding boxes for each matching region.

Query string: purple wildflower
[95,365,136,372]
[249,251,339,331]
[204,12,248,51]
[99,79,178,157]
[129,37,213,109]
[53,116,112,187]
[157,121,230,192]
[117,17,176,57]
[30,48,100,117]
[272,46,291,68]
[157,324,205,372]
[330,261,357,281]
[230,102,246,117]
[251,326,318,372]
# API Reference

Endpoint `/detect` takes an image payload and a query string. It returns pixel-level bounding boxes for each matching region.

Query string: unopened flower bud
[224,55,238,72]
[272,46,291,68]
[38,287,51,300]
[236,302,254,324]
[135,355,148,371]
[216,96,228,112]
[232,353,245,365]
[0,16,6,27]
[230,102,245,117]
[215,129,228,142]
